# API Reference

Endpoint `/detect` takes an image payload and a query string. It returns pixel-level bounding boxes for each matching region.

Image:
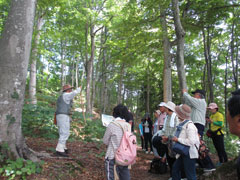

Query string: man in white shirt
[55,84,81,157]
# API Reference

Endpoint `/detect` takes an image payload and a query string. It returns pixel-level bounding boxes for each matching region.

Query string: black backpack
[148,158,167,174]
[152,135,168,157]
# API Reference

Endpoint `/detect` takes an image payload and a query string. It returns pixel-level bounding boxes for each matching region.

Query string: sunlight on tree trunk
[160,6,172,102]
[0,0,38,161]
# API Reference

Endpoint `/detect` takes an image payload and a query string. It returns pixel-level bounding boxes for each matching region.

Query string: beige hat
[175,104,192,120]
[163,101,176,112]
[207,103,218,109]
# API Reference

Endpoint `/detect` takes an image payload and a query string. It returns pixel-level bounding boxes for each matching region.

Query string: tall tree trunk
[60,40,66,87]
[86,24,95,114]
[0,0,38,161]
[224,55,229,135]
[160,7,172,102]
[29,14,44,105]
[230,17,239,89]
[172,0,187,99]
[71,61,75,87]
[202,27,214,102]
[146,64,150,113]
[75,55,79,88]
[91,65,96,112]
[117,63,125,104]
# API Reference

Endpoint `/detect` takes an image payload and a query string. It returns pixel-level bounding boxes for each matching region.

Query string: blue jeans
[172,155,197,180]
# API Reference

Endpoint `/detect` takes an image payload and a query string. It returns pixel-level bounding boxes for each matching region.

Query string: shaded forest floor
[24,137,237,180]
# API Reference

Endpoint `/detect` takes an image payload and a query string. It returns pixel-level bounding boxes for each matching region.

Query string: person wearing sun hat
[55,84,81,157]
[172,104,200,180]
[206,102,228,165]
[161,101,179,178]
[182,89,207,138]
[157,102,167,131]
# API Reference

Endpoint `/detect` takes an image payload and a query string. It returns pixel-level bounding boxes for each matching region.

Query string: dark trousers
[105,159,130,180]
[194,123,205,138]
[197,155,215,169]
[140,136,144,150]
[144,133,153,152]
[212,135,228,163]
[172,155,197,180]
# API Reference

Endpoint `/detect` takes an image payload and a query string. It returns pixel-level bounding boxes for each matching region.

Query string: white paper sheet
[101,114,114,127]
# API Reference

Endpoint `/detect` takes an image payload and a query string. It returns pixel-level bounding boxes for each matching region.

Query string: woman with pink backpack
[103,104,136,180]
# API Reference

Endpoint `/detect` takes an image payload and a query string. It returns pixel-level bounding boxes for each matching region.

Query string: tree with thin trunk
[172,0,187,98]
[0,0,38,161]
[29,11,45,105]
[202,26,214,102]
[117,63,125,105]
[160,5,172,102]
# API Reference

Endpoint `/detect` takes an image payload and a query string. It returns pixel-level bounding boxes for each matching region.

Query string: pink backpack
[113,121,137,166]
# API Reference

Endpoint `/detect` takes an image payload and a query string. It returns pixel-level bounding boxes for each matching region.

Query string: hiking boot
[56,151,69,157]
[64,149,69,154]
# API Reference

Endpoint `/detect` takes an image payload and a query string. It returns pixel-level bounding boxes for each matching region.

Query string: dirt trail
[131,148,170,180]
[25,138,170,180]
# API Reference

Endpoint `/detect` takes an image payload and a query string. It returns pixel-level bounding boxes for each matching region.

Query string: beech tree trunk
[86,24,95,114]
[100,27,108,113]
[146,64,150,113]
[29,14,45,105]
[0,0,38,161]
[60,40,66,87]
[172,0,187,98]
[117,63,125,104]
[202,27,214,102]
[160,7,172,102]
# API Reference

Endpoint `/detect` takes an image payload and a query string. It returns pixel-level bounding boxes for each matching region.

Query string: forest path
[25,137,237,180]
[26,138,170,180]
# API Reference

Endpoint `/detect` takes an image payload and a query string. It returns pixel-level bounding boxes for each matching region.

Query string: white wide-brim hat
[163,101,176,112]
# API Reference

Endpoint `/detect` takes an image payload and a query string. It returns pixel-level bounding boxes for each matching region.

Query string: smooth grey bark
[202,27,214,102]
[0,0,38,161]
[60,40,66,87]
[146,64,150,113]
[75,56,80,88]
[160,7,172,102]
[100,27,108,113]
[117,63,125,104]
[86,24,95,114]
[172,0,187,97]
[29,14,45,105]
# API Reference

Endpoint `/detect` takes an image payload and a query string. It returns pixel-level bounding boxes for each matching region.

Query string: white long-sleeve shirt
[183,92,207,126]
[176,120,200,159]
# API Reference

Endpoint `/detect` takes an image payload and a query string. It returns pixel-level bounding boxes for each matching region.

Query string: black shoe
[56,151,68,157]
[64,149,69,154]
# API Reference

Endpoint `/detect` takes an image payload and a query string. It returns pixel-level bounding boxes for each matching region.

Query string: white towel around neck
[163,112,176,130]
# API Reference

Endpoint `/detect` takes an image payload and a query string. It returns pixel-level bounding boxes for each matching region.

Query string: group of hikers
[54,84,240,180]
[139,89,228,180]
